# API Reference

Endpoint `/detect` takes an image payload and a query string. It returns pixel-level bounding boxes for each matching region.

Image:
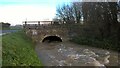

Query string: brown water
[35,41,119,67]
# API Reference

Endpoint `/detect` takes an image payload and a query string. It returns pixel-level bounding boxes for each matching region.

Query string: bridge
[23,21,71,43]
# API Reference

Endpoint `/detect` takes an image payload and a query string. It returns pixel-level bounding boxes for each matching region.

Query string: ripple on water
[35,42,118,66]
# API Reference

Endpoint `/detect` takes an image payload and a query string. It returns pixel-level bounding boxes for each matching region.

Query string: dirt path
[35,42,119,67]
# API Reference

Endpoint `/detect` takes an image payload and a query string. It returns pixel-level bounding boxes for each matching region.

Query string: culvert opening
[42,36,62,43]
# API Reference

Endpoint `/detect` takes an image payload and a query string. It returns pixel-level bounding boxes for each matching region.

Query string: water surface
[35,42,119,67]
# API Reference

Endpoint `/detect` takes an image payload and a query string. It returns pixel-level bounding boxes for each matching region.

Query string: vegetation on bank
[70,36,120,52]
[66,24,120,52]
[54,2,120,52]
[64,23,120,52]
[2,30,42,66]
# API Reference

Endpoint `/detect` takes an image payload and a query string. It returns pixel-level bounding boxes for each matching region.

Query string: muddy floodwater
[35,42,119,67]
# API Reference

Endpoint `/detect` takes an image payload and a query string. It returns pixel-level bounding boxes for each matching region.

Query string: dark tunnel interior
[42,36,62,43]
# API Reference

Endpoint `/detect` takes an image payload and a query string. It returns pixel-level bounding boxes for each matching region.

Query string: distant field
[0,26,22,30]
[2,30,42,66]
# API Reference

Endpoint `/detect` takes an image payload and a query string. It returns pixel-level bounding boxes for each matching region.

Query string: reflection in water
[35,42,119,67]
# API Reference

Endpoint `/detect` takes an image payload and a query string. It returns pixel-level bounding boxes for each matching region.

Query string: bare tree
[72,2,82,23]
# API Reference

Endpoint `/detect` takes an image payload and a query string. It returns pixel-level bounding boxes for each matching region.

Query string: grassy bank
[2,30,42,66]
[70,36,119,52]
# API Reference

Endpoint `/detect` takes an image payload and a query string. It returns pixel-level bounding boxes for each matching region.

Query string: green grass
[2,30,42,66]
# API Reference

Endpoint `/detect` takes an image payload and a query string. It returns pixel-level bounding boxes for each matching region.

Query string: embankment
[2,30,42,66]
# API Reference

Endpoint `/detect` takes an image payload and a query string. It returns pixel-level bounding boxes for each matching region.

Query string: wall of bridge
[23,21,72,43]
[25,27,69,43]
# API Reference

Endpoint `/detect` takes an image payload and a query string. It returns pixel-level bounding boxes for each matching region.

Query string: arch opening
[42,36,62,43]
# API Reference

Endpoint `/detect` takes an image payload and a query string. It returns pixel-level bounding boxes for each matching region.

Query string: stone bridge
[23,21,70,43]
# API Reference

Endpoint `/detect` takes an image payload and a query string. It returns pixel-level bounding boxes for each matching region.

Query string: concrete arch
[42,35,62,43]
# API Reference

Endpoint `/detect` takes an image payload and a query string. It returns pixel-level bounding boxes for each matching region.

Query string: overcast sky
[0,0,72,26]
